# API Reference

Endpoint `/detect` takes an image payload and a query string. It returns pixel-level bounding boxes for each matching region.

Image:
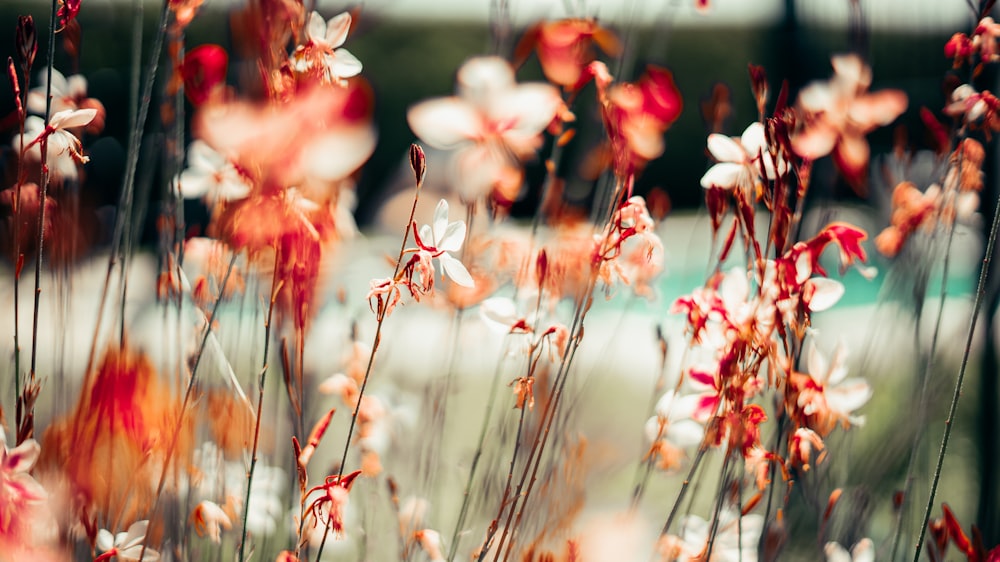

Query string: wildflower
[413,199,474,287]
[792,341,872,436]
[0,427,47,537]
[290,11,362,85]
[16,108,97,181]
[516,18,620,88]
[177,140,252,202]
[413,529,445,562]
[304,470,363,537]
[95,521,160,561]
[407,56,561,201]
[27,69,105,132]
[792,54,907,190]
[643,390,705,471]
[824,538,874,562]
[190,500,233,543]
[660,509,764,561]
[788,427,826,471]
[602,65,684,175]
[700,122,785,192]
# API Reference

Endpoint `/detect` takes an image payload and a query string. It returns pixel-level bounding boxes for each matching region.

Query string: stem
[912,188,1000,562]
[239,257,281,562]
[137,252,238,561]
[315,148,425,562]
[891,221,956,561]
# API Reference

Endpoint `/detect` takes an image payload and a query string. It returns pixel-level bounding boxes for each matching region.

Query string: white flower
[673,509,764,562]
[407,57,561,200]
[800,341,872,429]
[15,108,97,180]
[177,140,252,201]
[290,11,363,85]
[96,520,160,561]
[27,68,89,115]
[414,199,474,287]
[700,122,784,191]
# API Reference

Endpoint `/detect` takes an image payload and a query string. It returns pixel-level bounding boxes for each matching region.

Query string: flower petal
[5,439,40,473]
[437,221,466,253]
[706,133,745,163]
[50,108,97,129]
[457,56,515,111]
[407,98,482,150]
[740,122,767,156]
[805,278,844,312]
[305,11,326,43]
[328,49,363,79]
[431,199,450,243]
[700,162,743,190]
[438,253,474,287]
[325,12,352,48]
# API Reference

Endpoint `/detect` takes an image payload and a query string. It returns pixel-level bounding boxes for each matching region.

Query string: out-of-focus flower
[792,54,907,191]
[0,427,47,539]
[407,57,561,201]
[792,341,871,436]
[643,390,705,471]
[95,521,160,561]
[178,44,229,106]
[177,140,252,202]
[601,64,684,176]
[413,199,474,287]
[659,509,764,562]
[824,538,874,562]
[190,500,233,543]
[195,83,375,187]
[516,18,620,88]
[700,122,785,192]
[290,11,362,85]
[27,69,104,133]
[413,529,445,562]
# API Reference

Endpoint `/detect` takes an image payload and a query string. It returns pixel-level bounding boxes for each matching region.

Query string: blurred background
[0,0,997,558]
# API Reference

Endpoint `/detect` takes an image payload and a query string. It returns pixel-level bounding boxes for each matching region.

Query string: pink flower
[407,57,561,201]
[0,428,46,537]
[290,11,362,85]
[792,54,907,189]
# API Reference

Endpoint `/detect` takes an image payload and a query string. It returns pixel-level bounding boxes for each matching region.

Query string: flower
[290,11,362,85]
[95,521,160,561]
[793,341,872,436]
[190,500,233,544]
[700,122,784,191]
[413,199,474,287]
[0,427,47,537]
[660,509,764,561]
[15,108,97,181]
[516,18,620,88]
[792,54,907,190]
[177,140,252,202]
[824,538,874,562]
[407,56,561,201]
